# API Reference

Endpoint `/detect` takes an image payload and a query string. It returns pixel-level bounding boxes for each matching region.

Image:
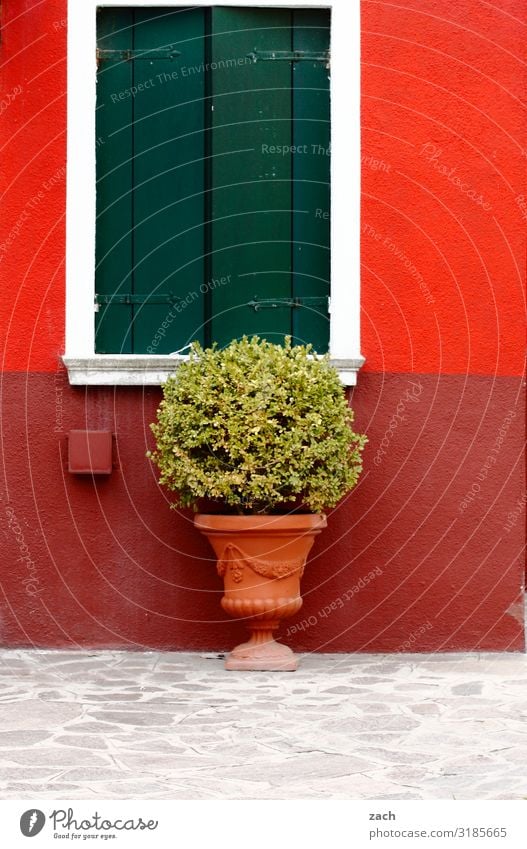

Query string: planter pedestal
[221,597,303,671]
[224,622,297,671]
[194,514,327,671]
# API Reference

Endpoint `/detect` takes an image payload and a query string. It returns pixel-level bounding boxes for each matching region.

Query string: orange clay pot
[194,513,327,671]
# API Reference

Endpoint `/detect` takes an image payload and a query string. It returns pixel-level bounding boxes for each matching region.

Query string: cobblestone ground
[0,650,526,800]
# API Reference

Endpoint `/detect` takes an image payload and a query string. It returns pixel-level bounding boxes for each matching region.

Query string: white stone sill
[62,355,366,387]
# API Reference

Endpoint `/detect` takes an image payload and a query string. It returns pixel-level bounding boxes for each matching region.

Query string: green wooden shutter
[209,7,330,351]
[95,7,330,354]
[95,8,206,354]
[132,8,206,354]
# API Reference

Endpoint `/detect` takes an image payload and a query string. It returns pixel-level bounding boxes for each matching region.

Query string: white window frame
[64,0,363,385]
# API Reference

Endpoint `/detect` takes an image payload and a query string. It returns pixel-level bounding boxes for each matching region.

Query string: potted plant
[148,336,366,671]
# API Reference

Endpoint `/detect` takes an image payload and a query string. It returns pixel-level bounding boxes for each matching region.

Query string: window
[64,1,362,385]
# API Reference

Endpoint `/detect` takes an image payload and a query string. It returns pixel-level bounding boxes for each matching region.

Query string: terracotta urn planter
[148,338,366,670]
[195,513,327,671]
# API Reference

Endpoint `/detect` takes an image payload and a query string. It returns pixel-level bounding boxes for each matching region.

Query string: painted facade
[0,0,524,652]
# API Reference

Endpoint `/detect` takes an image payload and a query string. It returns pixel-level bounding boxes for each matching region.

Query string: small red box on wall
[68,430,113,474]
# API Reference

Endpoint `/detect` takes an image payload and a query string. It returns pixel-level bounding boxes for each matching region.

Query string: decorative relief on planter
[216,543,301,582]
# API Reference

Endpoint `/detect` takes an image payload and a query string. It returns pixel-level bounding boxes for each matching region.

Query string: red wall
[0,0,524,652]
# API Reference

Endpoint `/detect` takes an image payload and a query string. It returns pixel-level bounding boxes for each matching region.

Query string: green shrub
[148,336,367,514]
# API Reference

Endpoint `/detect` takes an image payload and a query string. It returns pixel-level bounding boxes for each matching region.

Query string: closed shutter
[95,7,330,354]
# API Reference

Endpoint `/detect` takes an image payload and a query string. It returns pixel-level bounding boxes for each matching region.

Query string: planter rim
[194,513,327,533]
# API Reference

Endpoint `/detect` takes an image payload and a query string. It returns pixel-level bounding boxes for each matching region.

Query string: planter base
[194,513,327,672]
[226,655,297,672]
[225,643,297,672]
[225,623,297,671]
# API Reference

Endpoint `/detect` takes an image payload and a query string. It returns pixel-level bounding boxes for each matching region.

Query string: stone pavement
[0,649,526,800]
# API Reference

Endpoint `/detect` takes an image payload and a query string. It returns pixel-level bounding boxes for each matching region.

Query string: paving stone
[452,682,484,695]
[352,747,436,765]
[94,781,188,798]
[53,735,109,750]
[0,701,83,729]
[0,768,59,780]
[219,753,371,783]
[78,693,145,702]
[357,702,393,714]
[0,731,51,747]
[351,733,406,745]
[1,784,83,799]
[409,703,442,715]
[89,710,184,727]
[384,766,429,781]
[112,740,189,754]
[64,722,127,734]
[0,748,112,767]
[55,768,130,781]
[323,685,361,694]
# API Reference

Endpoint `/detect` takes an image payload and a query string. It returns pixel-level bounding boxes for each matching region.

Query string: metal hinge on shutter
[96,47,181,65]
[95,294,329,312]
[94,293,182,312]
[247,296,330,312]
[247,49,330,68]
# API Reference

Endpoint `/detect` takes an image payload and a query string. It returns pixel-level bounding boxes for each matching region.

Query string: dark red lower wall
[0,370,523,652]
